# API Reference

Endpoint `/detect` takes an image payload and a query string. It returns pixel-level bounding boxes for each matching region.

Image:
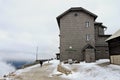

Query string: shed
[56,53,60,60]
[106,29,120,65]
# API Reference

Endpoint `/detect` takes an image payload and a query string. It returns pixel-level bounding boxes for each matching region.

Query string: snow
[49,59,60,67]
[14,64,40,75]
[50,59,120,80]
[14,60,58,75]
[3,59,120,80]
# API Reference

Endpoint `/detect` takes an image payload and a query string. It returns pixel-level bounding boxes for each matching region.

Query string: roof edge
[106,29,120,41]
[57,7,98,28]
[94,22,107,28]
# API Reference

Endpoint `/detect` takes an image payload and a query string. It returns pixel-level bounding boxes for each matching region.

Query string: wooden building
[106,29,120,65]
[57,7,111,63]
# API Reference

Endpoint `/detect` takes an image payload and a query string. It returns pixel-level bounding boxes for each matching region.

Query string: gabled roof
[82,44,95,51]
[106,29,120,41]
[57,7,98,27]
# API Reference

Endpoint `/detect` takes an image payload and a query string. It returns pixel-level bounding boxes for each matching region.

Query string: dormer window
[85,21,90,27]
[74,13,78,16]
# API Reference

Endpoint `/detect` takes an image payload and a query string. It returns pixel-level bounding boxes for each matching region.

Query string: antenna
[36,46,38,61]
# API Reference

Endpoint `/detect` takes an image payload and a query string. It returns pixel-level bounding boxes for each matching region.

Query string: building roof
[82,44,95,51]
[106,29,120,41]
[94,22,103,25]
[57,7,98,27]
[94,22,107,28]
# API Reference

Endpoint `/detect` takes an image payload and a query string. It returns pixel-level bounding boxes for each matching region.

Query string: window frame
[86,34,90,41]
[85,21,90,28]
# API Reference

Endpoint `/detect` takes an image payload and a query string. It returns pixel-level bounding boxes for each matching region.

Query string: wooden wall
[108,37,120,64]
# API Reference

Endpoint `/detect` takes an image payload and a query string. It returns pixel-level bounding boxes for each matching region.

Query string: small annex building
[106,29,120,65]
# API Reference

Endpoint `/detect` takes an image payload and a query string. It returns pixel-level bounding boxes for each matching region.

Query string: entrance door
[85,49,95,63]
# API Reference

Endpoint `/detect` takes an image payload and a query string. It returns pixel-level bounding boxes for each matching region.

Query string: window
[85,22,90,27]
[74,13,78,16]
[86,34,90,41]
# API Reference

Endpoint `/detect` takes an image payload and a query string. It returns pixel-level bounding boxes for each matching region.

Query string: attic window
[74,13,78,16]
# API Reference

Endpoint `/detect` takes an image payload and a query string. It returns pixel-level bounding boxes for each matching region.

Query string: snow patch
[50,59,120,80]
[15,64,40,75]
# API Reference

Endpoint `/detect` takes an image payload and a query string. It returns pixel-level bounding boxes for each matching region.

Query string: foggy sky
[0,0,120,61]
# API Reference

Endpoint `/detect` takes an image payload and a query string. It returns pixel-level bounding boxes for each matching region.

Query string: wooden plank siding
[106,29,120,65]
[107,37,120,64]
[108,37,120,55]
[110,55,120,65]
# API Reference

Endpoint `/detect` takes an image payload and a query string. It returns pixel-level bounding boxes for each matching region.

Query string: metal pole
[36,46,38,61]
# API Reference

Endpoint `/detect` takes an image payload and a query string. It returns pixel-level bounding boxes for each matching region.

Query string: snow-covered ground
[50,59,120,80]
[14,64,40,75]
[1,59,120,80]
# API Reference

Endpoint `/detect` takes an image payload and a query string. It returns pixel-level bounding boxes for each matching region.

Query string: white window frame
[85,21,90,27]
[86,34,90,41]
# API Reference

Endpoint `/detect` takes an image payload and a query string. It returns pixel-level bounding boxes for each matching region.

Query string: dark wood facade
[106,29,120,65]
[108,37,120,56]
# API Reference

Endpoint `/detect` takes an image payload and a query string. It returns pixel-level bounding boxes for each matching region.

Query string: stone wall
[57,64,72,75]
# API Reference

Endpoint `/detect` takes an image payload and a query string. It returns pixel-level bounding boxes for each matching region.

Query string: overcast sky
[0,0,120,61]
